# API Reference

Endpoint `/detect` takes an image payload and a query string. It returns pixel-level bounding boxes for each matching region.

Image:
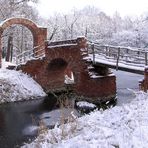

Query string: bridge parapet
[48,39,77,46]
[46,37,87,47]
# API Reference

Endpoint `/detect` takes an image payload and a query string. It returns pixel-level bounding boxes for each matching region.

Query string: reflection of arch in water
[0,18,47,67]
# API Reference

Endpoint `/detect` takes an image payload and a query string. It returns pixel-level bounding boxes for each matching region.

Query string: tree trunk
[6,36,13,62]
[10,38,13,62]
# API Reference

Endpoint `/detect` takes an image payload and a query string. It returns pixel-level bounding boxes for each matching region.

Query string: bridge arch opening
[47,58,75,84]
[0,18,47,67]
[2,24,33,62]
[48,58,68,71]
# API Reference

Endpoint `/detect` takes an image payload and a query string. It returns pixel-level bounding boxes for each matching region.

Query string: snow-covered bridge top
[87,41,148,75]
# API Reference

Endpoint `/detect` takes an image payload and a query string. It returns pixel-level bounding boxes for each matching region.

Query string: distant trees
[0,0,38,20]
[41,6,148,49]
[1,1,148,62]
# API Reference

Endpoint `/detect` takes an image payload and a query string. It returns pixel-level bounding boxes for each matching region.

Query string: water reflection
[0,94,80,148]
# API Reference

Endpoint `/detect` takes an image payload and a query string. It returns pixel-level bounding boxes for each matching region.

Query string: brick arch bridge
[19,37,116,104]
[0,17,47,66]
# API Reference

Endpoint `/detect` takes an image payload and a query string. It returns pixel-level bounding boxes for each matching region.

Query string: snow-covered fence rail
[16,44,45,65]
[48,39,77,46]
[15,38,81,65]
[88,41,148,68]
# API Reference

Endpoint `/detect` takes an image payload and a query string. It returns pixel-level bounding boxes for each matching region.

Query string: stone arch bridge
[17,37,116,104]
[0,18,116,104]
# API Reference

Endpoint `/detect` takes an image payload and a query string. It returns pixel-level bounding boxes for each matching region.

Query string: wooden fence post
[106,46,108,56]
[144,66,148,92]
[16,57,18,65]
[126,48,129,62]
[145,52,148,65]
[116,47,120,70]
[108,47,111,57]
[91,43,95,64]
[23,54,26,63]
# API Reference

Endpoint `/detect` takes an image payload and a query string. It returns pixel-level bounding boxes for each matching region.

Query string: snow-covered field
[0,69,46,104]
[23,91,148,148]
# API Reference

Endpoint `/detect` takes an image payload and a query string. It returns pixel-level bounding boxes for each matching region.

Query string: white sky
[34,0,148,18]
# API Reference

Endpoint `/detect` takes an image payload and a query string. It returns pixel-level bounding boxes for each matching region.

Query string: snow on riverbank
[23,91,148,148]
[76,101,96,108]
[0,69,46,104]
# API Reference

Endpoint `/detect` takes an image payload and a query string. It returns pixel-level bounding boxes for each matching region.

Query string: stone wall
[75,71,116,103]
[19,43,84,92]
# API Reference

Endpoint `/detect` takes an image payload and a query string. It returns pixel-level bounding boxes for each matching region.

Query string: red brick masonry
[139,67,148,92]
[0,18,47,67]
[18,37,116,103]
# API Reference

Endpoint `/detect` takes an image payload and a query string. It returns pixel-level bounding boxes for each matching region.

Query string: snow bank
[23,91,148,148]
[0,69,46,103]
[1,59,16,69]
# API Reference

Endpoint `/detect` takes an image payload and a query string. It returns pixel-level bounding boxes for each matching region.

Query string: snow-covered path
[0,69,46,104]
[23,91,148,148]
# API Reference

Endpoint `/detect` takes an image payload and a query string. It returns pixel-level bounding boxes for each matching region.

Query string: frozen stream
[113,70,143,105]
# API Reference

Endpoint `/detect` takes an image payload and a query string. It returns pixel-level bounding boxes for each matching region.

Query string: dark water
[113,70,143,105]
[0,98,51,148]
[0,70,143,148]
[0,96,78,148]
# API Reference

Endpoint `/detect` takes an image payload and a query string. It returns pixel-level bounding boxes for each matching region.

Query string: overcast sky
[34,0,148,18]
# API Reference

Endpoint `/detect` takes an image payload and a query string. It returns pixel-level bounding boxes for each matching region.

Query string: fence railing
[16,45,45,65]
[15,38,79,65]
[88,41,148,69]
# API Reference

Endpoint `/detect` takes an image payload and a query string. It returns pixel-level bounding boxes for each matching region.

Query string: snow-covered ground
[0,69,46,104]
[23,91,148,148]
